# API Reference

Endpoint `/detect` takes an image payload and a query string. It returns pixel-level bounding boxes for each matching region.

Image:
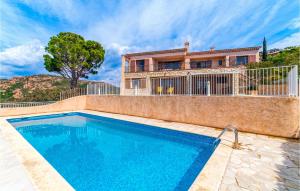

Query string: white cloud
[0,39,45,66]
[0,39,47,78]
[97,67,122,86]
[107,43,130,55]
[86,0,288,52]
[2,0,300,83]
[21,0,79,23]
[270,32,300,49]
[0,0,51,49]
[20,0,107,26]
[289,18,300,29]
[236,0,285,45]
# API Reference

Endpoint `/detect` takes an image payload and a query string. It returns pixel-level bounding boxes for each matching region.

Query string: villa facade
[120,42,261,96]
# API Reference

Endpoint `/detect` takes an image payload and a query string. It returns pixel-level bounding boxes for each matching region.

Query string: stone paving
[0,133,36,191]
[219,134,300,191]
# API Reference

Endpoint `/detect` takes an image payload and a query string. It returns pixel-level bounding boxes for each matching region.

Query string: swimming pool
[8,112,220,191]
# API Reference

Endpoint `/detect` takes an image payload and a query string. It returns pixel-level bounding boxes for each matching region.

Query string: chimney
[210,46,215,51]
[184,41,190,50]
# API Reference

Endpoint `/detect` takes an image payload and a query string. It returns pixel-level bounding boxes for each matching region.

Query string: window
[218,60,222,66]
[136,60,145,72]
[125,61,130,72]
[158,61,181,71]
[190,60,212,69]
[125,78,146,89]
[236,56,248,65]
[132,79,140,88]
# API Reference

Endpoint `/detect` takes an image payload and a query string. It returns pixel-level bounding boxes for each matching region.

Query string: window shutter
[130,60,136,72]
[125,79,131,89]
[144,59,149,71]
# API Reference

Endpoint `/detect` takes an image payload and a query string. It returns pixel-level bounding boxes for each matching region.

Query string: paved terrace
[0,110,299,190]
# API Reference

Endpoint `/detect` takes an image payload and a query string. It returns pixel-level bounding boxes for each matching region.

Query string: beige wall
[85,95,299,138]
[1,95,299,138]
[0,96,86,117]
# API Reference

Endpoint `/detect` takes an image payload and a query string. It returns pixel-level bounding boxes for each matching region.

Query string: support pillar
[149,58,154,71]
[225,56,229,67]
[232,73,239,95]
[185,58,191,70]
[146,76,151,95]
[120,55,126,95]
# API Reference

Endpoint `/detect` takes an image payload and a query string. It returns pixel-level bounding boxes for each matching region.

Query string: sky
[0,0,299,85]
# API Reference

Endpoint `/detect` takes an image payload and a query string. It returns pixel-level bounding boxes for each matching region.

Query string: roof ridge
[124,46,261,58]
[188,46,261,56]
[123,48,186,57]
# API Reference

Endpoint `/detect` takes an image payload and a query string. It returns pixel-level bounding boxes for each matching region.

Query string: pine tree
[262,37,267,61]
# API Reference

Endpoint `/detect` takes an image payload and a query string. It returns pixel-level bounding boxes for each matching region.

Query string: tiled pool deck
[0,110,299,190]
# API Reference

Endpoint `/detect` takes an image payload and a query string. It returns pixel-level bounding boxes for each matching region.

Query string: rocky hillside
[0,75,90,102]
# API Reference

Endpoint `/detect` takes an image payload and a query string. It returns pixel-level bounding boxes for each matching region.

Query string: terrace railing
[87,83,120,95]
[135,65,299,97]
[60,83,120,100]
[0,101,55,108]
[59,65,298,98]
[60,88,87,100]
[238,65,298,97]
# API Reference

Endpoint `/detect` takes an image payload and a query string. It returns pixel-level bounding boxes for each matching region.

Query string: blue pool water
[9,112,219,191]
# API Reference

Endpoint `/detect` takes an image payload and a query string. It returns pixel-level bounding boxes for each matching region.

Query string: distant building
[120,42,260,95]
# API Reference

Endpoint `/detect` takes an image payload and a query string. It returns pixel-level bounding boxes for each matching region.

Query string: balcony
[190,60,212,69]
[155,61,183,71]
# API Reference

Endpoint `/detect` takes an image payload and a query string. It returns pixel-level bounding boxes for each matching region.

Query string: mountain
[0,75,91,102]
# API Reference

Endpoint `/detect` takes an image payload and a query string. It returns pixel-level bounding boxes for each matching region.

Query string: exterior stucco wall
[1,95,299,138]
[123,88,149,96]
[0,96,86,117]
[85,95,300,138]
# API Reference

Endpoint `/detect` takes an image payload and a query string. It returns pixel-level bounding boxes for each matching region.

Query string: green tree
[247,46,300,84]
[268,46,300,67]
[262,37,267,61]
[247,46,300,68]
[44,32,105,89]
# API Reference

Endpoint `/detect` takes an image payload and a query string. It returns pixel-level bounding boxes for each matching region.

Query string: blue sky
[0,0,299,84]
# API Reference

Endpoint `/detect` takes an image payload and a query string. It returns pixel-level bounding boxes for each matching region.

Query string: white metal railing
[60,88,87,100]
[130,65,299,97]
[60,83,120,101]
[87,83,120,95]
[0,101,55,108]
[238,65,298,97]
[150,73,237,96]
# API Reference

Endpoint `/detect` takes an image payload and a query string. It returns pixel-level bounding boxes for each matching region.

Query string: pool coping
[0,110,234,191]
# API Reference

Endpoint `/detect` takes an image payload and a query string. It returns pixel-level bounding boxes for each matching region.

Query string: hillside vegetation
[247,46,300,71]
[0,75,89,102]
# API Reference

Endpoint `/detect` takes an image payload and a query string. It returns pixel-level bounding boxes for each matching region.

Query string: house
[120,42,261,96]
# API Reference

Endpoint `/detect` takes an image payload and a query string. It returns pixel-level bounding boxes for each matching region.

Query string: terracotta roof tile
[124,48,186,57]
[187,46,261,56]
[123,46,261,58]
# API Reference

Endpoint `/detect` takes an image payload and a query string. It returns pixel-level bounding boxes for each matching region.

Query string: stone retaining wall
[85,95,299,138]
